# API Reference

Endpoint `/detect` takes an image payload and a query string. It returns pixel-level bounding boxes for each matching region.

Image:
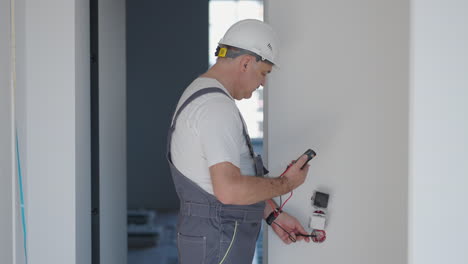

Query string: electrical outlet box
[313,191,329,209]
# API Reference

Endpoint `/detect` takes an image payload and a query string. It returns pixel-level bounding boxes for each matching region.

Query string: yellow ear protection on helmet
[215,46,237,59]
[215,46,273,65]
[216,47,228,58]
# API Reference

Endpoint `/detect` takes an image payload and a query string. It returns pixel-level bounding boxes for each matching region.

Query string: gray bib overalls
[167,88,269,264]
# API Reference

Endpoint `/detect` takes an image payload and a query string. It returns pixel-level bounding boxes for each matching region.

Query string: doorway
[125,1,265,264]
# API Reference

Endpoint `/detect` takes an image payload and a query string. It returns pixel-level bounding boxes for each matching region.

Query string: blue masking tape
[16,131,28,263]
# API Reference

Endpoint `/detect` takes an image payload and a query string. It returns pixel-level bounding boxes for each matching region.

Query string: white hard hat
[218,19,279,66]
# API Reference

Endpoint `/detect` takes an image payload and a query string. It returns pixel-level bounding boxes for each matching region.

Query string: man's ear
[239,55,252,72]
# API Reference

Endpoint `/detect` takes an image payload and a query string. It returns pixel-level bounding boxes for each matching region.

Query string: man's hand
[282,155,310,191]
[271,212,311,244]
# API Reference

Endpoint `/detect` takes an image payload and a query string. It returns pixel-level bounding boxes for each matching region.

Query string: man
[167,19,311,264]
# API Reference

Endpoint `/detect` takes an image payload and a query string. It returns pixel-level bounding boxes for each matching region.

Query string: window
[209,0,265,141]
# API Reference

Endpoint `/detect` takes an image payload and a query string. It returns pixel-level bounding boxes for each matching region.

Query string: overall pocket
[178,233,206,264]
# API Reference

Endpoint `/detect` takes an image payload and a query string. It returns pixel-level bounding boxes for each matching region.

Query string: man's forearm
[215,174,290,205]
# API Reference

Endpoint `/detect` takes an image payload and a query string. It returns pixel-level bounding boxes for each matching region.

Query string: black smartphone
[296,149,317,169]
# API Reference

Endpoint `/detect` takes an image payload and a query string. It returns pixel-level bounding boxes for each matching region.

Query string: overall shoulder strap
[169,87,230,130]
[167,87,255,159]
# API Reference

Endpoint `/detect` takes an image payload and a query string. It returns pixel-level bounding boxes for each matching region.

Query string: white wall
[13,0,91,263]
[0,0,13,263]
[6,1,126,263]
[410,1,468,263]
[98,0,127,263]
[265,1,409,263]
[3,1,126,263]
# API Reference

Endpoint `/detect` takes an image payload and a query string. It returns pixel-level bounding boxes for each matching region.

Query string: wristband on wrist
[265,208,282,225]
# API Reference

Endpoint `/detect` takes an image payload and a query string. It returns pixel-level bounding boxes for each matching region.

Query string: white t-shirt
[170,77,256,195]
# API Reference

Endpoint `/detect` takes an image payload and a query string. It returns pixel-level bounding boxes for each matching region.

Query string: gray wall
[0,0,13,263]
[265,1,408,263]
[99,0,127,263]
[127,0,209,209]
[76,0,91,264]
[14,0,27,261]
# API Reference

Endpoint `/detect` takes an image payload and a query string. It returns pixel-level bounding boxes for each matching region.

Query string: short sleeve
[196,97,243,169]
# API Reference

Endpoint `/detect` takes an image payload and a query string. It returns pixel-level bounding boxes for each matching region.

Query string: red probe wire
[268,162,294,214]
[267,162,327,244]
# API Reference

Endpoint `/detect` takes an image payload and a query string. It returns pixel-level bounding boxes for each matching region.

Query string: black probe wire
[272,160,319,243]
[296,233,317,238]
[272,221,316,243]
[272,222,297,242]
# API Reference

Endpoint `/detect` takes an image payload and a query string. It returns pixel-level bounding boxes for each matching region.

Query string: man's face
[240,59,272,99]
